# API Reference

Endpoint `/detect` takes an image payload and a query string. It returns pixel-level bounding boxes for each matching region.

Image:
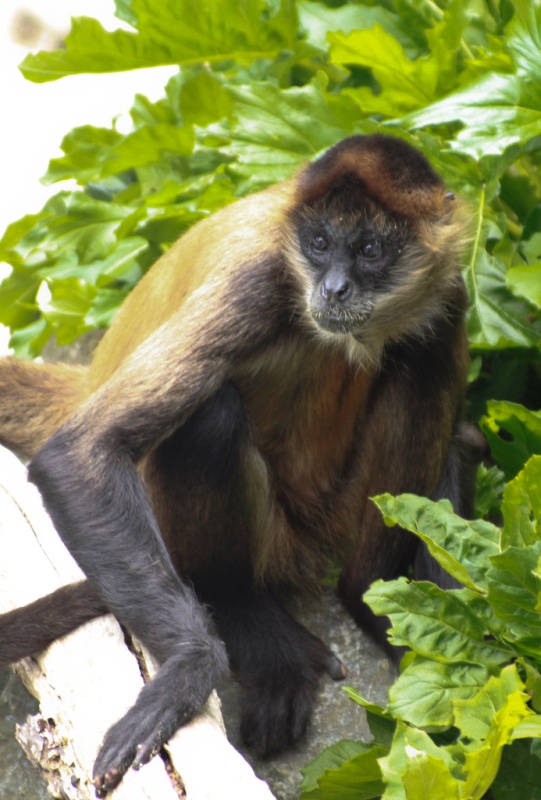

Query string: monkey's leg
[207,587,346,756]
[151,383,345,759]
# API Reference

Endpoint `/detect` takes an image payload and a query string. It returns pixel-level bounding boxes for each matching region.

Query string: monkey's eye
[359,239,383,260]
[311,234,329,252]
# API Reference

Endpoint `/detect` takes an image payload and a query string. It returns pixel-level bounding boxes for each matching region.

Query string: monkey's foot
[238,642,346,757]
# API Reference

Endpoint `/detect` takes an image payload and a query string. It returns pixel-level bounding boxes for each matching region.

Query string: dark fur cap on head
[296,134,449,220]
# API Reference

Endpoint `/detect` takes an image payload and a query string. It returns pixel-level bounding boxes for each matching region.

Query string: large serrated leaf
[210,79,356,191]
[461,690,533,800]
[502,455,541,548]
[402,0,541,160]
[379,722,461,800]
[20,0,298,82]
[386,657,488,728]
[300,743,387,800]
[372,493,500,591]
[506,264,541,309]
[481,404,541,481]
[329,26,438,115]
[365,579,510,669]
[487,539,541,645]
[463,205,541,349]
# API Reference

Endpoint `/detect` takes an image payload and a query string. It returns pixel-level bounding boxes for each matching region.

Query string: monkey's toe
[324,651,348,681]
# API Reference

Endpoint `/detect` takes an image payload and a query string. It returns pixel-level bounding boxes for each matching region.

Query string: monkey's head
[287,135,466,363]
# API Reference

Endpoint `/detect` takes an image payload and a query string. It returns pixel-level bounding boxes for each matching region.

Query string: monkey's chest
[240,355,373,515]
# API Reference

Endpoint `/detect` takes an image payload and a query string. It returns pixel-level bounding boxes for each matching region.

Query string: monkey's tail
[0,358,88,459]
[0,581,108,668]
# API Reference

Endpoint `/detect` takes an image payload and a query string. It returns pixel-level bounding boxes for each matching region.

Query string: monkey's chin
[311,308,372,336]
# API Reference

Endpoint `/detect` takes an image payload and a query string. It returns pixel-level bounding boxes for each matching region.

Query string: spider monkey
[0,135,472,796]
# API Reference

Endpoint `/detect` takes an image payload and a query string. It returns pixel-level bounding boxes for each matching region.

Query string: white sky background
[0,0,176,352]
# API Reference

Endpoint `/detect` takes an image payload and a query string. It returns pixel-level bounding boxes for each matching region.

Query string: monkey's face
[296,199,407,337]
[288,172,462,365]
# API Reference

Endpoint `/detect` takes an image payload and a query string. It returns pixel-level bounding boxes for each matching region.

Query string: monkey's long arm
[27,273,280,795]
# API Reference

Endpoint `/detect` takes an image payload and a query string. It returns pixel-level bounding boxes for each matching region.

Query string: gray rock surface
[0,669,49,800]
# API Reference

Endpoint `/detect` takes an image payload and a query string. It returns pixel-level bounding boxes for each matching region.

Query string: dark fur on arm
[29,429,229,795]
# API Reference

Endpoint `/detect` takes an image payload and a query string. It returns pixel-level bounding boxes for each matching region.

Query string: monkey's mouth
[311,306,373,335]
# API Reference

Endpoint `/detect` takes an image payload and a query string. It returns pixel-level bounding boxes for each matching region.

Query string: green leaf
[20,0,298,82]
[474,463,506,519]
[460,681,533,799]
[0,268,41,330]
[297,1,411,54]
[300,742,387,800]
[86,287,131,328]
[372,493,500,591]
[211,79,356,191]
[511,715,541,739]
[506,264,541,309]
[402,751,460,800]
[401,1,541,161]
[403,71,534,159]
[365,579,510,669]
[501,455,541,547]
[178,69,234,127]
[481,402,541,480]
[386,657,488,728]
[44,126,124,185]
[487,540,541,643]
[342,690,396,748]
[41,278,97,345]
[103,123,194,176]
[8,318,52,359]
[452,664,527,741]
[378,722,460,800]
[300,739,371,792]
[464,202,541,350]
[330,26,438,116]
[93,236,148,286]
[114,0,138,28]
[521,659,541,712]
[341,690,397,750]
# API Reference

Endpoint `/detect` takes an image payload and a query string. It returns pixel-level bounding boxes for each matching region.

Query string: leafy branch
[1,1,541,797]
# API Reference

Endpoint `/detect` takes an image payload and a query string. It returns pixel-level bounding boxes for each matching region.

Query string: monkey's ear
[296,134,452,221]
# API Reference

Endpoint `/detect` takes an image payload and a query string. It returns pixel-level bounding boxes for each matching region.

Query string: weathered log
[0,444,274,800]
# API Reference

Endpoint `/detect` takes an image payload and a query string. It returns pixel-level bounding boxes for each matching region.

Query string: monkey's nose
[320,277,352,304]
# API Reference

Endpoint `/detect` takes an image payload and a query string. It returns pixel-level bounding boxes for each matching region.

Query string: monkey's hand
[92,637,228,797]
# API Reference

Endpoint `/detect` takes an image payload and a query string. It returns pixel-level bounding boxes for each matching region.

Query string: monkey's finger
[323,651,347,680]
[133,738,162,770]
[93,767,122,797]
